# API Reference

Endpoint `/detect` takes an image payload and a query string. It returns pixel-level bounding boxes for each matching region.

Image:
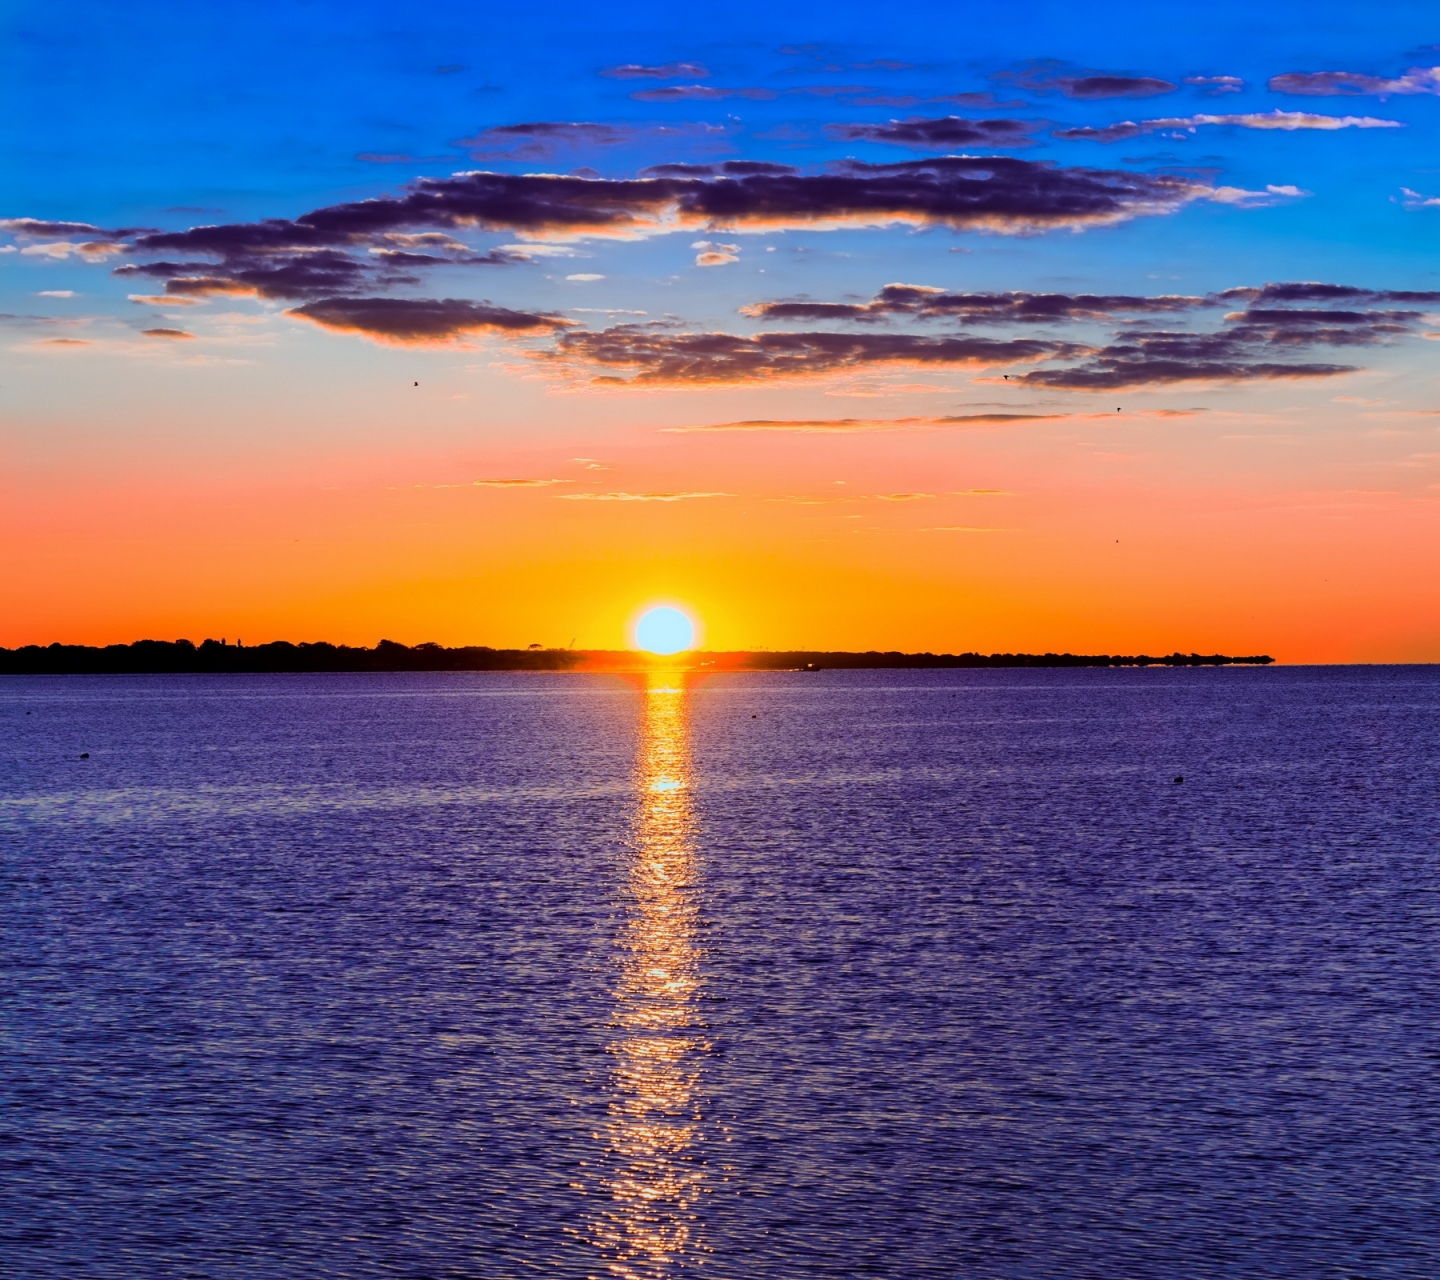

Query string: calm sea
[2,668,1437,1279]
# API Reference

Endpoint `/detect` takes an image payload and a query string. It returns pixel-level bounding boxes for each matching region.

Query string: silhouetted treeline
[721,651,1274,669]
[0,638,1273,674]
[0,639,584,674]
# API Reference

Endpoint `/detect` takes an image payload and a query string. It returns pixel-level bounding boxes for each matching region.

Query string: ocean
[2,667,1437,1279]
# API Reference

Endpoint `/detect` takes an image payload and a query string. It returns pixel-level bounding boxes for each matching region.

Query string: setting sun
[633,606,697,655]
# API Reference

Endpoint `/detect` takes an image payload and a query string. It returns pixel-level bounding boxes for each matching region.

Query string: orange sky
[5,336,1437,660]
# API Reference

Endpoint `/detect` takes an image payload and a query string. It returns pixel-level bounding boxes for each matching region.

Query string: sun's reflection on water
[588,671,711,1279]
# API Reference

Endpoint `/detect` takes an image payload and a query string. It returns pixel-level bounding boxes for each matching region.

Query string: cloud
[1064,76,1176,99]
[19,240,123,259]
[356,153,456,164]
[1269,66,1440,97]
[36,290,75,298]
[742,282,1208,323]
[665,412,1065,432]
[999,288,1440,389]
[1215,282,1440,305]
[1185,75,1245,94]
[601,62,709,79]
[695,251,739,266]
[1056,109,1403,141]
[662,281,1439,391]
[630,84,777,101]
[565,272,605,281]
[140,327,195,338]
[458,121,632,160]
[286,296,571,344]
[471,477,572,486]
[1005,330,1354,390]
[36,338,90,347]
[106,157,1222,314]
[0,218,115,237]
[1206,184,1308,206]
[545,326,1087,384]
[1401,187,1440,209]
[558,490,732,501]
[829,116,1034,148]
[642,161,799,178]
[116,239,514,301]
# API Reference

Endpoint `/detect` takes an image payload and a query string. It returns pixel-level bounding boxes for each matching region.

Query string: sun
[633,605,697,655]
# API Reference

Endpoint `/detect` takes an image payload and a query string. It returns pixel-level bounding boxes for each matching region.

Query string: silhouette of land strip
[0,639,1275,674]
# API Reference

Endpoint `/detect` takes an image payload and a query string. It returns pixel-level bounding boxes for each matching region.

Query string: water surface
[2,667,1438,1278]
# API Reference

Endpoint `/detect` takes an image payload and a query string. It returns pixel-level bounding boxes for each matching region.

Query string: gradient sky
[4,0,1439,659]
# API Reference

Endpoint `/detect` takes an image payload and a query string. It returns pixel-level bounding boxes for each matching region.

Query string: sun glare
[634,606,697,655]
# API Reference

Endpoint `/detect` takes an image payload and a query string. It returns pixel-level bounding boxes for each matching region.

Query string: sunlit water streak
[587,673,713,1279]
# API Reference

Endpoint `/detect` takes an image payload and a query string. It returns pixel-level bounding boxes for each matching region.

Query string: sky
[3,0,1439,659]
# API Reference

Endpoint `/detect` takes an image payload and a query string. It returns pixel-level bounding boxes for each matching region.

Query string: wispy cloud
[1269,65,1440,97]
[743,283,1208,324]
[457,121,632,160]
[630,84,776,101]
[1056,109,1402,142]
[1184,75,1245,94]
[665,413,1065,432]
[471,478,573,487]
[558,490,733,501]
[601,62,709,80]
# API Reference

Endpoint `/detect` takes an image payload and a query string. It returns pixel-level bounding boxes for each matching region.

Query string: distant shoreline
[0,639,1274,674]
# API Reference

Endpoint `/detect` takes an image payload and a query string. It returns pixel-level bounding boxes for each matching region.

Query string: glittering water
[2,667,1438,1279]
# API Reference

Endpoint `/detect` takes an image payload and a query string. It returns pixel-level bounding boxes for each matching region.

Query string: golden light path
[588,670,713,1279]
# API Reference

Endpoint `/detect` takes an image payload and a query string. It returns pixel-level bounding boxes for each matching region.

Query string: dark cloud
[115,239,512,301]
[1006,284,1440,387]
[458,121,632,161]
[1016,350,1353,390]
[121,160,1214,260]
[743,281,1440,328]
[743,283,1207,323]
[1222,307,1423,346]
[102,162,1218,311]
[590,279,1436,389]
[1054,123,1144,142]
[287,297,571,344]
[1064,76,1177,99]
[1008,319,1387,389]
[645,161,800,177]
[717,160,800,176]
[543,325,1086,384]
[996,63,1177,99]
[115,250,379,300]
[630,84,777,101]
[934,92,1028,108]
[601,62,709,80]
[641,163,719,177]
[830,116,1033,148]
[1217,282,1440,305]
